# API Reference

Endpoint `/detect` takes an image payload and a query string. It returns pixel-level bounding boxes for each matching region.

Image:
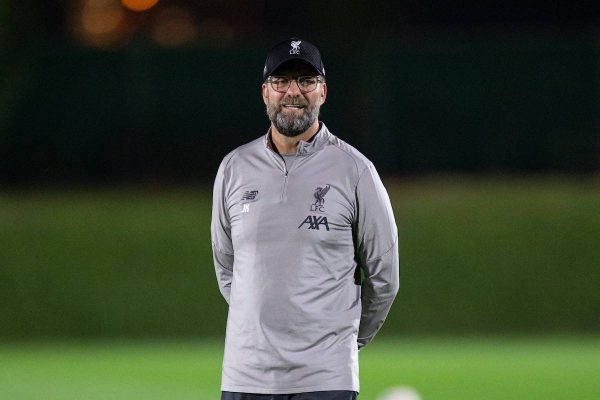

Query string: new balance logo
[241,190,259,201]
[242,204,250,213]
[298,215,330,231]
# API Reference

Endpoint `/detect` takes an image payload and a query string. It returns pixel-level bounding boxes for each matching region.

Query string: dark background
[2,1,600,185]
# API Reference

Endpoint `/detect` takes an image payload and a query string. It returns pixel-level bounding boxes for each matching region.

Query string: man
[211,38,399,400]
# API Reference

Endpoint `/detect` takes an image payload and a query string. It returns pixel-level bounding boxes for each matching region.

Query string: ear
[261,83,269,105]
[320,83,327,104]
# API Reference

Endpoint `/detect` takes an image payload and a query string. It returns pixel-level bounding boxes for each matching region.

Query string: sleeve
[211,157,234,305]
[354,162,400,350]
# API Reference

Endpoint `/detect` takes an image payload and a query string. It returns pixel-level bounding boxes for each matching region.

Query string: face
[262,61,327,137]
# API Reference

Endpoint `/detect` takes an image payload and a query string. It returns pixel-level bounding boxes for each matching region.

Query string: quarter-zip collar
[264,122,330,157]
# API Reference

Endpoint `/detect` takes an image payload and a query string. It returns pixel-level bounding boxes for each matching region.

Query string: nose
[286,79,302,95]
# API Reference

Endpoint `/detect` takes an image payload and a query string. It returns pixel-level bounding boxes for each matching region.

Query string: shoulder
[217,135,264,172]
[323,130,374,181]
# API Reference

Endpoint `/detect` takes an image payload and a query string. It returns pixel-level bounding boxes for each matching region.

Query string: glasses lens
[270,77,290,93]
[297,77,318,92]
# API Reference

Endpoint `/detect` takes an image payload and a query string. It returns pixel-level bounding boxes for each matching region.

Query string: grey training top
[211,123,399,394]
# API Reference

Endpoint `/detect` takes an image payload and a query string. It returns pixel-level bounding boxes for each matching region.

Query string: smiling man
[263,58,325,148]
[211,38,400,400]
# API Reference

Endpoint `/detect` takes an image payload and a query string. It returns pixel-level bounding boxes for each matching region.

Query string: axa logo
[290,40,301,55]
[310,184,330,212]
[298,215,330,231]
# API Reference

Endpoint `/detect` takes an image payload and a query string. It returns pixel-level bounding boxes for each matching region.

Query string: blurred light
[73,0,125,47]
[121,0,159,12]
[151,6,198,47]
[378,386,422,400]
[82,3,123,36]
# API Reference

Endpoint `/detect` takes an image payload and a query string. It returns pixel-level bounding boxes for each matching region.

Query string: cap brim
[265,57,322,80]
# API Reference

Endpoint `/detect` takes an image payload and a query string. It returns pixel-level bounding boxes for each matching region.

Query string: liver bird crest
[313,184,330,207]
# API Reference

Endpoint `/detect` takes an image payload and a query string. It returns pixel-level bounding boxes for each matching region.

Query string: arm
[354,163,400,350]
[211,157,234,304]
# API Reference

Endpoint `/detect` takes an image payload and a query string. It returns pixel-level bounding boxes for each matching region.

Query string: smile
[282,105,305,110]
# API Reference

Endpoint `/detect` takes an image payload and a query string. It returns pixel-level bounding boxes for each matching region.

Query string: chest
[226,166,356,245]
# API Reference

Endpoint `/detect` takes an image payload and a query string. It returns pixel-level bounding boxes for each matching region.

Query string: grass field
[2,175,599,337]
[1,337,599,400]
[1,176,599,399]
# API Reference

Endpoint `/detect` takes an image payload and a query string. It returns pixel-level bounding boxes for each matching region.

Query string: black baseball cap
[262,37,325,81]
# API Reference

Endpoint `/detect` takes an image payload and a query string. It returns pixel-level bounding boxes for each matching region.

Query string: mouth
[282,104,306,111]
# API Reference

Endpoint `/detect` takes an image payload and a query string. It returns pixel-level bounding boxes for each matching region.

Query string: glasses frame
[266,75,326,94]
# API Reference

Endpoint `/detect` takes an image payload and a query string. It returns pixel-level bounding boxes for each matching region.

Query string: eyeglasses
[266,76,325,93]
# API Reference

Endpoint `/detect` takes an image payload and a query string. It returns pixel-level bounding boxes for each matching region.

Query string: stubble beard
[266,99,321,138]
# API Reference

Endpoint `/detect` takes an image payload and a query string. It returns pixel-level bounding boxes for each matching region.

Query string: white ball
[377,386,422,400]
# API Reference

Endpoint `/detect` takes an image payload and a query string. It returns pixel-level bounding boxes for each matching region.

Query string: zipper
[269,139,302,201]
[279,154,289,201]
[278,144,306,200]
[281,169,289,201]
